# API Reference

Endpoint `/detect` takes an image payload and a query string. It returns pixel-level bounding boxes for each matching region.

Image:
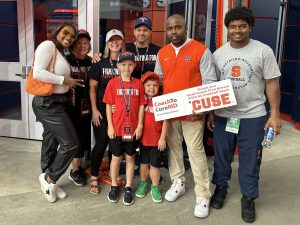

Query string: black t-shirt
[66,54,92,112]
[88,57,119,111]
[126,42,160,79]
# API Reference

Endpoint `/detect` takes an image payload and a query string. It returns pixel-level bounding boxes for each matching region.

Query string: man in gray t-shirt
[207,7,281,223]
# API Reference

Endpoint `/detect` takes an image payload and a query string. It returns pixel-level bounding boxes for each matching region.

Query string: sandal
[99,171,125,187]
[89,178,100,194]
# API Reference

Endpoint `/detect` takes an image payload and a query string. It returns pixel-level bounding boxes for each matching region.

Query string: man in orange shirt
[155,14,217,218]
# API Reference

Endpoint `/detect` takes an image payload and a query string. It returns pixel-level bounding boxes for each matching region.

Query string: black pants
[32,94,79,181]
[90,110,111,177]
[68,107,91,158]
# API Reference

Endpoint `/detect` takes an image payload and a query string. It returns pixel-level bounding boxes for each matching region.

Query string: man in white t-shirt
[207,7,281,223]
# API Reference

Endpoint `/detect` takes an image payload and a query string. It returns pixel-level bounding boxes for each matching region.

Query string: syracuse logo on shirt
[221,57,253,90]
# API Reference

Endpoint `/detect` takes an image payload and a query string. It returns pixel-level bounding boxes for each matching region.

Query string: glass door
[96,0,187,52]
[0,0,81,140]
[0,0,29,138]
[26,0,80,140]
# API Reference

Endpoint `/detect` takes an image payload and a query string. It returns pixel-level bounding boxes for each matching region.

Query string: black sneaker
[78,166,87,181]
[211,185,227,209]
[123,187,134,206]
[241,195,256,223]
[159,175,164,185]
[108,186,119,203]
[68,169,87,187]
[134,166,139,178]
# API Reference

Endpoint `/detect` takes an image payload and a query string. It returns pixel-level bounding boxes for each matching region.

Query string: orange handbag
[25,49,58,96]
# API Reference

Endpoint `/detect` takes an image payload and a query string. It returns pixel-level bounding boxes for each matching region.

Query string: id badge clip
[122,118,133,142]
[80,99,90,116]
[225,118,240,134]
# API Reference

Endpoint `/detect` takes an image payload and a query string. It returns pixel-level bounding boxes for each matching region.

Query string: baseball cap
[141,71,160,83]
[135,16,152,29]
[105,29,124,42]
[117,51,135,63]
[77,29,91,41]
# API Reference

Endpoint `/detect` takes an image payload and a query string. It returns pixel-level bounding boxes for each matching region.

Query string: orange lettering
[221,93,231,105]
[201,98,211,109]
[192,100,201,110]
[211,96,221,106]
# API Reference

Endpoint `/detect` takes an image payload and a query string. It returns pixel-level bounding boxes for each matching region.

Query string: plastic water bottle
[262,126,275,148]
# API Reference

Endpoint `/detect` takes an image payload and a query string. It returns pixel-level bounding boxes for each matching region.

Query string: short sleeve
[262,46,281,80]
[139,81,147,105]
[103,79,114,105]
[88,62,101,82]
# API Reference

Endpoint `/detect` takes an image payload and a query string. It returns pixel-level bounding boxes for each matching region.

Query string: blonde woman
[88,29,125,194]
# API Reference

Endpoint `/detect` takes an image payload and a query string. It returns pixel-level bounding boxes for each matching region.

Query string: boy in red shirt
[135,72,169,203]
[103,51,146,205]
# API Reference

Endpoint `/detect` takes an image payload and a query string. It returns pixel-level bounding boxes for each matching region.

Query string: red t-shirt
[103,77,146,136]
[141,100,163,146]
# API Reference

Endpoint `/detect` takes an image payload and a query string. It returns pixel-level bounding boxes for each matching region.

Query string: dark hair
[224,7,255,28]
[51,22,76,49]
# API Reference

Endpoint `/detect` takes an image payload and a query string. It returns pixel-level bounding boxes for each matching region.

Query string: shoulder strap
[31,47,57,73]
[49,48,58,73]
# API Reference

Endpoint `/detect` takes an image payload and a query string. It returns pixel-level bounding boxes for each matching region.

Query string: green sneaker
[151,185,162,203]
[135,181,148,198]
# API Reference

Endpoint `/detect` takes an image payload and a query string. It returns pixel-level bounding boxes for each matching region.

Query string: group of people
[31,7,281,223]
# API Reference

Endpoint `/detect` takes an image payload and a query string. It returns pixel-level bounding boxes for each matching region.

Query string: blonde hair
[103,41,126,58]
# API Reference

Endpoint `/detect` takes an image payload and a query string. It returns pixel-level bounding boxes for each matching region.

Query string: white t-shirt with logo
[213,39,281,118]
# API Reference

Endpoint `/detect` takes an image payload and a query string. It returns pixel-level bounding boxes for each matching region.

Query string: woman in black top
[88,29,125,194]
[66,29,92,187]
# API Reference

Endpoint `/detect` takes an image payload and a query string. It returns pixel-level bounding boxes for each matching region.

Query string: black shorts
[140,144,163,168]
[109,136,138,157]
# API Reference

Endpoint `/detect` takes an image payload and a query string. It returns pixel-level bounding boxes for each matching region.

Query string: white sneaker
[53,184,67,199]
[194,197,210,218]
[165,178,185,202]
[39,173,56,203]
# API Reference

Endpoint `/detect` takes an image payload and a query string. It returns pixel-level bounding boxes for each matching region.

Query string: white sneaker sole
[107,195,118,203]
[135,192,146,198]
[194,211,209,218]
[123,197,134,206]
[165,189,185,202]
[151,192,163,203]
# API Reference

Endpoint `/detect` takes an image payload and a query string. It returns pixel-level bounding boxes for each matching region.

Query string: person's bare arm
[158,120,169,151]
[106,104,116,139]
[134,105,145,140]
[90,79,102,126]
[265,78,281,135]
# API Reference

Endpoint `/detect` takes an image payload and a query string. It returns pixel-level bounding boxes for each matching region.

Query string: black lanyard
[120,77,133,117]
[135,43,149,74]
[75,57,88,98]
[109,59,118,76]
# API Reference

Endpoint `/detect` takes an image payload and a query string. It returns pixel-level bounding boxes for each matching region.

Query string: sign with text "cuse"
[152,79,237,121]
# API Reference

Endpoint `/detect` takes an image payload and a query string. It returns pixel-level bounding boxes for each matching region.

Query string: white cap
[105,29,124,42]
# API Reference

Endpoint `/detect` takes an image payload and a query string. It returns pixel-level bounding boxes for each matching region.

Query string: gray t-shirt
[213,39,281,118]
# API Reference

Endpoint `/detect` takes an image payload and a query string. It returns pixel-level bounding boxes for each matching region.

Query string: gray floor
[0,120,300,225]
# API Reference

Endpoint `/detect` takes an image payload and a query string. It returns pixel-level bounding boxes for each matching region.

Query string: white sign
[152,79,237,121]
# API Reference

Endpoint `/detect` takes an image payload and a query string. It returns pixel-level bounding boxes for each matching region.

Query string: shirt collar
[171,38,191,55]
[171,38,191,50]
